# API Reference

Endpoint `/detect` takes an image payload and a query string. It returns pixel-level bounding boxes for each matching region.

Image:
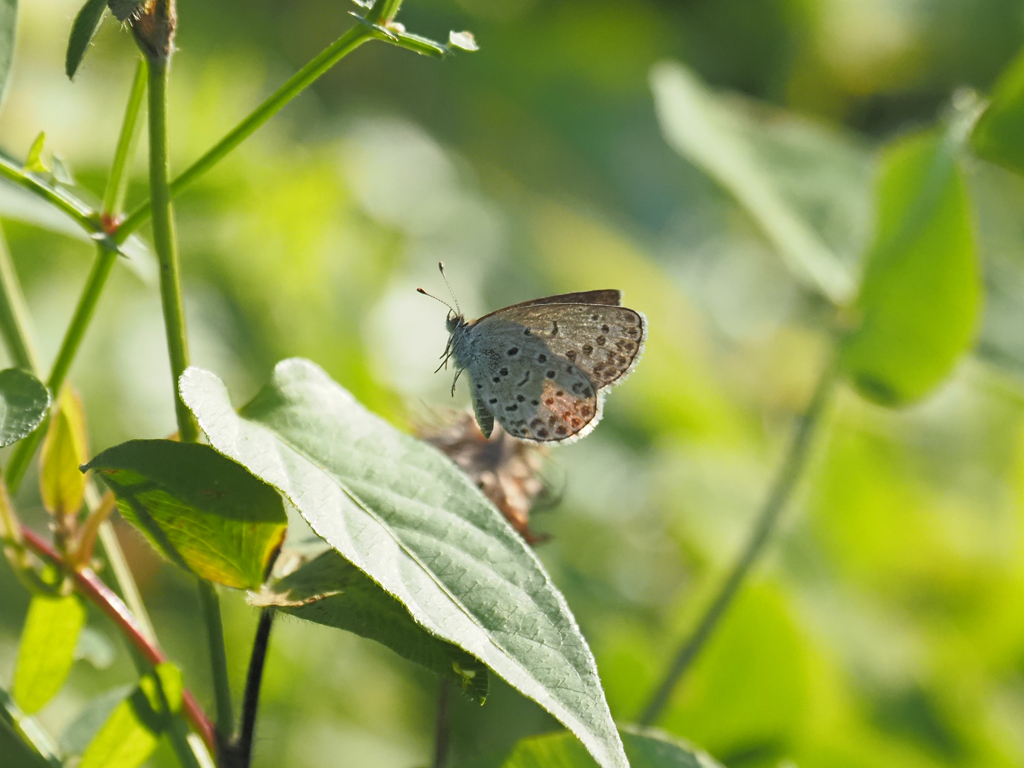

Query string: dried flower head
[420,410,549,545]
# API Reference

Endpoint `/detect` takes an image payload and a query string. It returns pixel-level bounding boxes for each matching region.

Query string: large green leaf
[264,549,488,701]
[0,0,15,112]
[971,46,1024,176]
[0,368,50,448]
[650,60,870,304]
[840,131,980,406]
[180,359,628,768]
[66,0,109,80]
[13,592,86,714]
[492,726,724,768]
[78,663,181,768]
[85,440,287,589]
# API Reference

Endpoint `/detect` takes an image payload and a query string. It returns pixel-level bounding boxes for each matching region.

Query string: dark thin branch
[230,607,276,768]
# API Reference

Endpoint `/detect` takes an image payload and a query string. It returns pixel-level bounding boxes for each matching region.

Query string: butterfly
[419,263,647,443]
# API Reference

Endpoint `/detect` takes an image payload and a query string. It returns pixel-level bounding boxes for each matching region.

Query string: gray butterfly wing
[473,303,646,390]
[466,318,603,442]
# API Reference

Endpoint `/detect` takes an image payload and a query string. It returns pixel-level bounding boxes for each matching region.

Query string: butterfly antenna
[416,287,455,315]
[437,261,462,316]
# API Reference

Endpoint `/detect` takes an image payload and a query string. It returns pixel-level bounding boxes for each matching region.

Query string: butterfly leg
[450,367,465,396]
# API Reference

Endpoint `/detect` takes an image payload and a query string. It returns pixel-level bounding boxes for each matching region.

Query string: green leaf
[0,0,15,113]
[180,359,628,768]
[264,549,489,701]
[84,439,287,589]
[494,726,725,768]
[24,132,47,174]
[60,685,133,755]
[650,60,867,304]
[13,592,87,714]
[0,368,50,447]
[840,131,981,406]
[0,717,53,768]
[40,386,89,519]
[66,0,108,80]
[971,45,1024,176]
[78,663,181,768]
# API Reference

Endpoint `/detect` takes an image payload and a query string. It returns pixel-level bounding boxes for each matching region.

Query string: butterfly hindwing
[467,324,602,442]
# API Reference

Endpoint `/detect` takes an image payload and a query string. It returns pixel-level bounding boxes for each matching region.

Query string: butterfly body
[443,290,646,443]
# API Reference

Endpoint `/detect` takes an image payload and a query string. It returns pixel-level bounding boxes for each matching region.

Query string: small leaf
[78,663,181,768]
[107,0,147,23]
[84,440,288,589]
[60,685,133,756]
[180,360,629,768]
[13,592,87,714]
[50,155,74,185]
[66,0,108,80]
[267,549,489,701]
[971,46,1024,176]
[448,31,478,52]
[24,132,48,174]
[0,0,16,113]
[40,385,89,520]
[0,368,50,447]
[493,726,725,768]
[840,131,980,406]
[650,61,864,304]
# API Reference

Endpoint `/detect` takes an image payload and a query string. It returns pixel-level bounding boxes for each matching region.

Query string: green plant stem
[0,155,101,234]
[147,57,198,443]
[104,58,148,216]
[638,356,839,726]
[147,55,233,760]
[115,24,372,241]
[432,680,452,768]
[198,579,233,756]
[0,225,39,373]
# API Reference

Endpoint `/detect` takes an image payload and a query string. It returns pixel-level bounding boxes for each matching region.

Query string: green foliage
[972,46,1024,176]
[60,685,133,756]
[85,439,287,589]
[493,727,724,768]
[651,61,865,304]
[13,591,87,714]
[0,0,14,112]
[0,368,49,446]
[78,663,182,768]
[265,549,489,701]
[180,359,628,768]
[39,386,88,519]
[840,131,980,406]
[66,0,109,80]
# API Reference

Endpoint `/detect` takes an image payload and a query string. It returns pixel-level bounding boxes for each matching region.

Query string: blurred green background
[3,0,1024,766]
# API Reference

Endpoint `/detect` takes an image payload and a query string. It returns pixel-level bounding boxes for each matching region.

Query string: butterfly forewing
[474,303,646,389]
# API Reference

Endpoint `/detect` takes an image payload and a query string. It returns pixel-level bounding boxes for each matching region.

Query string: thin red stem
[20,526,216,753]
